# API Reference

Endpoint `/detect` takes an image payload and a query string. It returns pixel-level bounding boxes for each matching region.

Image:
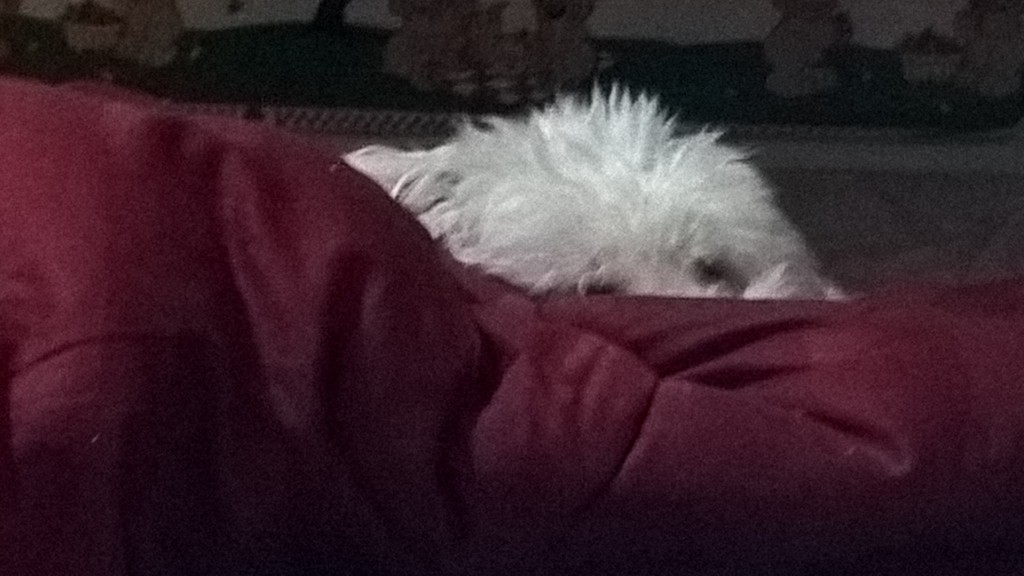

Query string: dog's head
[346,87,841,301]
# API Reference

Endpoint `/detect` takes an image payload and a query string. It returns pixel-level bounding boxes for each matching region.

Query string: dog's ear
[344,145,434,196]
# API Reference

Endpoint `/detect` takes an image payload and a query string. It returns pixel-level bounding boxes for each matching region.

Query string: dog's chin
[535,259,845,301]
[741,263,847,301]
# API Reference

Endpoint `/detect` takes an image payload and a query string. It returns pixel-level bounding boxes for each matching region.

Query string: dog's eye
[580,279,621,296]
[693,258,736,287]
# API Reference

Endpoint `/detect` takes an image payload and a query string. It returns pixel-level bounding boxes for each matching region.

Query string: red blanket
[1,79,1022,576]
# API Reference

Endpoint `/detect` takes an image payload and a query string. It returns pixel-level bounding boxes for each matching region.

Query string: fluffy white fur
[346,86,841,300]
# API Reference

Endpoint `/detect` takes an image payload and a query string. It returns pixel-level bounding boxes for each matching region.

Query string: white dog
[346,86,841,300]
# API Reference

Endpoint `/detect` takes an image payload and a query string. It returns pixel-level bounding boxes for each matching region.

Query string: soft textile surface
[1,79,1024,576]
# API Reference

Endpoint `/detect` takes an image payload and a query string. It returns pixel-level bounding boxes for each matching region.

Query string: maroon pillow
[0,77,480,574]
[1,78,1023,576]
[453,268,1024,575]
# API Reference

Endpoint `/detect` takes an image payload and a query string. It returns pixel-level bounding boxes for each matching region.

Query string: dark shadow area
[755,163,1024,294]
[1,17,1020,130]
